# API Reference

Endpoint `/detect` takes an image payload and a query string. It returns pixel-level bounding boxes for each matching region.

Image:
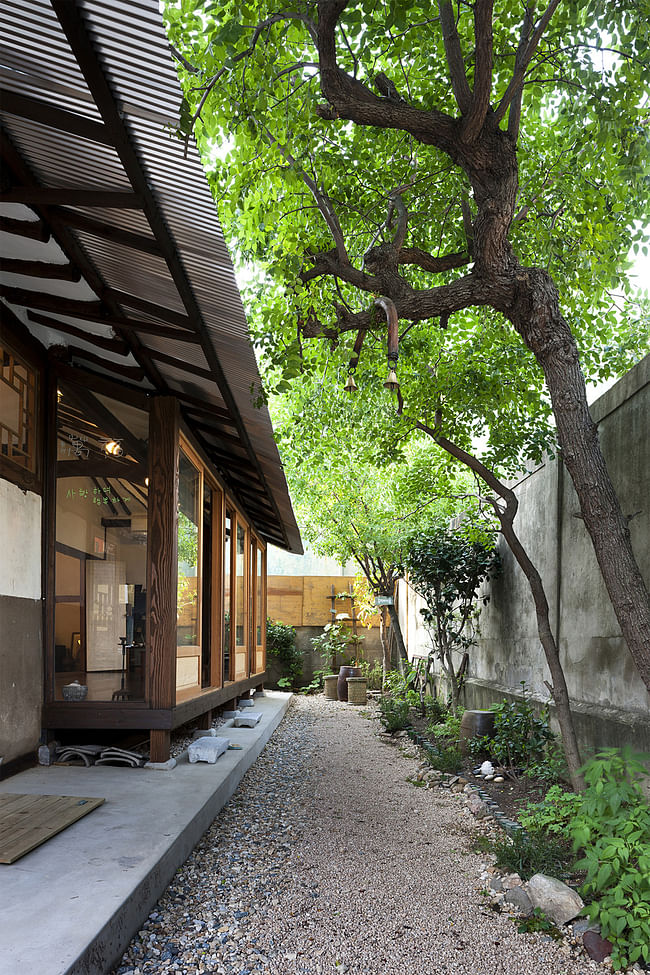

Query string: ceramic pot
[459,709,495,752]
[337,665,362,701]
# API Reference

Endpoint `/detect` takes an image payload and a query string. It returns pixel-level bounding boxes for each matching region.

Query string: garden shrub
[266,618,302,687]
[489,828,572,881]
[488,683,553,775]
[423,742,463,774]
[520,748,650,971]
[378,697,410,734]
[359,659,383,691]
[570,749,650,971]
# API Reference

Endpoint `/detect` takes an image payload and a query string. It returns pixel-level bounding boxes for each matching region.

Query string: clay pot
[459,709,495,753]
[337,665,362,701]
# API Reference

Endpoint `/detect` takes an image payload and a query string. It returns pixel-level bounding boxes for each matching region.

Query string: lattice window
[1,344,37,472]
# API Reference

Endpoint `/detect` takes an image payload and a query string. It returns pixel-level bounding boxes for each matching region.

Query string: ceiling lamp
[104,440,123,457]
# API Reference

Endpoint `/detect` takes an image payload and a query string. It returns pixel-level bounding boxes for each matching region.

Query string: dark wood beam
[48,207,162,257]
[190,419,248,444]
[0,257,81,281]
[67,345,145,381]
[0,88,112,146]
[180,401,234,424]
[91,476,119,515]
[28,308,197,344]
[0,214,49,241]
[0,283,102,316]
[0,188,142,208]
[29,311,127,354]
[52,0,289,551]
[106,288,195,330]
[145,347,214,382]
[175,389,229,416]
[53,361,150,410]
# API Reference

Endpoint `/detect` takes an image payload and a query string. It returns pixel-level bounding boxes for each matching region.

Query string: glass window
[176,449,201,695]
[235,523,246,646]
[223,511,232,682]
[256,547,263,646]
[54,383,148,702]
[1,342,37,473]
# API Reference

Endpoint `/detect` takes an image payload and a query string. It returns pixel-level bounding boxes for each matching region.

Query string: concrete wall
[0,479,43,766]
[400,354,650,755]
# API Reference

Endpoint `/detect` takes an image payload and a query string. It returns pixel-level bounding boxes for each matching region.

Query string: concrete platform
[0,691,291,975]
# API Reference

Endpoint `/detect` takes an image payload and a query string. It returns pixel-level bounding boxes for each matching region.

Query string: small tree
[266,619,302,689]
[406,528,499,713]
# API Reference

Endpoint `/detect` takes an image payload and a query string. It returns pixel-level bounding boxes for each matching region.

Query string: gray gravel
[113,695,603,975]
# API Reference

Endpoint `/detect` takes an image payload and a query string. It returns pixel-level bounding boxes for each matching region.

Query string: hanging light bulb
[104,440,123,457]
[343,373,358,393]
[383,360,400,393]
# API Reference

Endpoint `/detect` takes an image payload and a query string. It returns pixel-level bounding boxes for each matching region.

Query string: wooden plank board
[0,793,105,864]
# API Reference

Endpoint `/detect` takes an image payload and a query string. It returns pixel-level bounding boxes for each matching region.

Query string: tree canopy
[164,0,650,688]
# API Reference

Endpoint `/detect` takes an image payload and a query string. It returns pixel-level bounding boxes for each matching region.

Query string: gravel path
[113,696,600,975]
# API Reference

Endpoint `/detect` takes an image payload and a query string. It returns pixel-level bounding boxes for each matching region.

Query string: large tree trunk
[511,269,650,693]
[386,600,408,664]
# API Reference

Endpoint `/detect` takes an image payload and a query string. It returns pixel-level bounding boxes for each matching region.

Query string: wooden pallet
[0,793,105,864]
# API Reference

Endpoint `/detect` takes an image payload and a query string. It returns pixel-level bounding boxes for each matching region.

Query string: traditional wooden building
[0,0,302,770]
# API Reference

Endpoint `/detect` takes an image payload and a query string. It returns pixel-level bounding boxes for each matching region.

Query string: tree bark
[418,422,585,792]
[508,268,650,694]
[386,600,409,664]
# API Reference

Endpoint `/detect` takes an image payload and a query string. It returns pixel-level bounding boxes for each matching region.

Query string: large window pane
[223,511,232,682]
[54,383,148,702]
[177,449,201,695]
[235,524,246,646]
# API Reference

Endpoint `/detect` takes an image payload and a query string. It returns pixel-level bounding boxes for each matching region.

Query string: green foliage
[377,697,411,734]
[487,685,554,775]
[429,710,464,742]
[570,749,650,970]
[310,621,355,672]
[519,749,650,971]
[266,618,302,687]
[423,743,463,774]
[520,785,584,836]
[301,670,325,695]
[358,659,383,691]
[489,829,572,881]
[516,909,563,941]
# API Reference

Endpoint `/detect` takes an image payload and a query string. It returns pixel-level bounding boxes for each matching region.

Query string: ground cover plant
[520,748,650,970]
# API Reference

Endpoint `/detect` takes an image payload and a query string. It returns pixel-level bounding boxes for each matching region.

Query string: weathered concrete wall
[0,480,43,766]
[401,355,650,754]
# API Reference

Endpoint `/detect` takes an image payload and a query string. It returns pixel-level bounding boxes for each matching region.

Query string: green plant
[423,743,462,774]
[358,659,383,691]
[377,697,410,734]
[300,669,325,695]
[266,618,302,688]
[516,908,563,941]
[422,694,448,724]
[568,749,650,970]
[406,528,499,713]
[489,829,572,881]
[524,738,568,784]
[520,785,583,836]
[310,621,354,673]
[428,709,464,742]
[488,684,553,775]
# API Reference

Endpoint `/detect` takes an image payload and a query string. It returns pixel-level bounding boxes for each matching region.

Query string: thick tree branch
[398,247,471,273]
[438,1,472,114]
[495,0,562,125]
[462,0,494,143]
[300,248,381,291]
[507,4,535,140]
[301,273,490,336]
[317,0,459,155]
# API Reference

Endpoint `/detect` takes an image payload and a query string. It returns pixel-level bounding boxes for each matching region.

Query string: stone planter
[323,674,339,700]
[346,676,368,704]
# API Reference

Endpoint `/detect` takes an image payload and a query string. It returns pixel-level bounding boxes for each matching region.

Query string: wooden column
[147,396,179,763]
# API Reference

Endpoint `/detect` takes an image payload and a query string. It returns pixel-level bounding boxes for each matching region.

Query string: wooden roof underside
[0,0,302,553]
